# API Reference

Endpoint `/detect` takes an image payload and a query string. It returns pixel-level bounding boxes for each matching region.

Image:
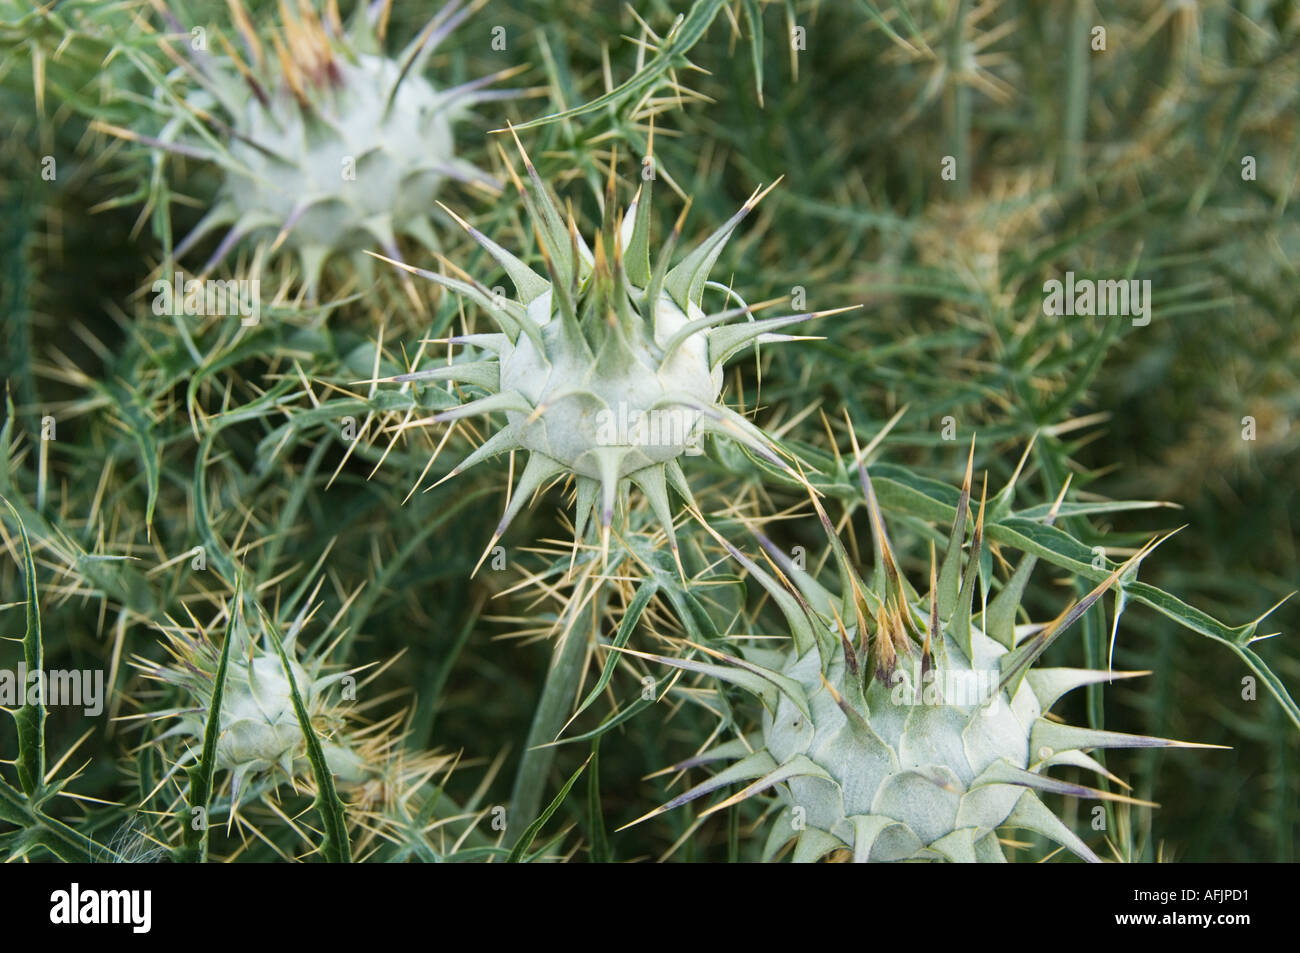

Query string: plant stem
[1061,0,1089,186]
[945,0,970,199]
[507,582,602,832]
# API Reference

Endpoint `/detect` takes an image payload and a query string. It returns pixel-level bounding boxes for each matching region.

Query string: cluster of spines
[97,0,509,292]
[126,574,470,857]
[370,126,857,573]
[613,437,1218,861]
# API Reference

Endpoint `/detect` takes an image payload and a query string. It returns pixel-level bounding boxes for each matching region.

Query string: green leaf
[741,0,764,104]
[1014,500,1174,520]
[97,381,160,537]
[1,496,45,798]
[260,608,352,863]
[0,764,102,862]
[587,739,610,863]
[508,756,588,862]
[177,578,241,863]
[568,580,657,725]
[541,695,655,748]
[509,585,602,831]
[508,0,727,130]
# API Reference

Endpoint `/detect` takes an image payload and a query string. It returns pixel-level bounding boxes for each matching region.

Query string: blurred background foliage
[0,0,1296,861]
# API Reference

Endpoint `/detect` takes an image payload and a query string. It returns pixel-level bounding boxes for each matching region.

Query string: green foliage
[0,0,1295,862]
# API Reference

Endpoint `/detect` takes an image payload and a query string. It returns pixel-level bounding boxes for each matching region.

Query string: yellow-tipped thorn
[471,532,501,578]
[429,466,461,491]
[671,542,687,588]
[504,120,536,172]
[493,139,526,195]
[363,248,421,277]
[435,200,474,233]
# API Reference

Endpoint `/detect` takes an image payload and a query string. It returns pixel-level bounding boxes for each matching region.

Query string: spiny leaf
[566,580,657,728]
[177,577,241,863]
[841,464,1299,730]
[586,739,609,863]
[505,0,727,131]
[508,756,588,862]
[1,496,45,798]
[261,608,351,863]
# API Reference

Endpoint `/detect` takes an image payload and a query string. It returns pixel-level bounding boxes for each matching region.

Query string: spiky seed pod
[134,599,369,807]
[132,585,473,858]
[135,0,501,292]
[377,131,857,569]
[629,454,1216,863]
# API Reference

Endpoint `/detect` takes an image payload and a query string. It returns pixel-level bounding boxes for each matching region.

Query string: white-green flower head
[210,650,310,772]
[153,0,502,292]
[377,130,858,571]
[629,452,1214,862]
[139,598,367,805]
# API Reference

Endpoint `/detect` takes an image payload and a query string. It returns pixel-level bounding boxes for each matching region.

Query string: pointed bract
[635,455,1210,862]
[383,142,848,557]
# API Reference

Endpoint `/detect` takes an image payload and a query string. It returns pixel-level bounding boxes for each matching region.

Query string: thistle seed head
[378,130,858,566]
[626,447,1214,862]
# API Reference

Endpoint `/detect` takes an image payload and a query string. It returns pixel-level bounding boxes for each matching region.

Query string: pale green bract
[137,606,366,806]
[632,461,1213,862]
[379,135,855,569]
[157,0,496,293]
[218,54,456,257]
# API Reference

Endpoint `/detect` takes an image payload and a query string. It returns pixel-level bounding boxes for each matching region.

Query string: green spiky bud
[382,132,857,568]
[630,455,1214,863]
[137,602,366,806]
[210,650,313,772]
